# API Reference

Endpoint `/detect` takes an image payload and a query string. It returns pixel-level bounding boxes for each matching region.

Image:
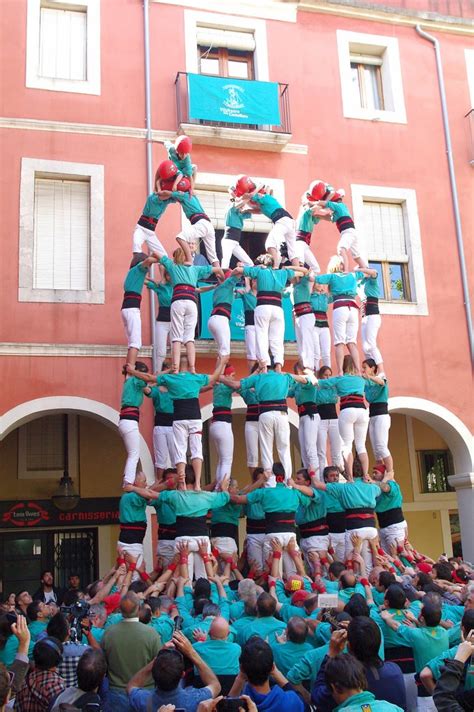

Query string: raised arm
[207,360,225,388]
[357,268,378,279]
[219,375,242,390]
[125,365,157,384]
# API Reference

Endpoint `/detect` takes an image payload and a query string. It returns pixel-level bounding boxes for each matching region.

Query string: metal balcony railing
[175,71,291,134]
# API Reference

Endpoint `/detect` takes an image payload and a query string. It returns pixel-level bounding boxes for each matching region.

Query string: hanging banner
[188,73,281,126]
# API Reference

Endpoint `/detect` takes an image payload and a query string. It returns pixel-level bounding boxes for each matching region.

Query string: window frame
[368,260,411,303]
[19,157,105,304]
[18,414,79,480]
[337,30,406,124]
[351,184,427,316]
[418,449,455,495]
[350,60,384,111]
[198,46,255,80]
[26,0,101,95]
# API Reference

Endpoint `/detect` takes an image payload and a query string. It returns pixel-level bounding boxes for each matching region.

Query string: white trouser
[132,224,167,256]
[153,425,175,469]
[154,320,170,372]
[177,218,217,264]
[295,312,316,369]
[337,227,361,259]
[361,314,383,365]
[295,241,320,272]
[317,418,343,475]
[208,314,231,356]
[173,419,203,464]
[117,541,144,579]
[245,421,260,468]
[209,420,234,484]
[416,696,436,712]
[259,411,292,480]
[298,414,320,473]
[221,239,253,269]
[157,539,176,569]
[174,536,210,580]
[170,300,198,343]
[266,217,297,262]
[121,308,142,350]
[332,305,359,345]
[246,533,266,571]
[368,414,391,460]
[345,526,377,573]
[313,326,331,369]
[254,305,285,365]
[380,521,408,552]
[244,325,257,361]
[118,419,140,484]
[338,408,369,458]
[329,532,346,561]
[263,533,298,577]
[211,536,237,557]
[300,535,330,558]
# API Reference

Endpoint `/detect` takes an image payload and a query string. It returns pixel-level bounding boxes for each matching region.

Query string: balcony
[175,71,292,152]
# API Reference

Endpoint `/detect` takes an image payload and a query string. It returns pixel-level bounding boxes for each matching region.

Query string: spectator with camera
[47,612,95,688]
[127,630,221,712]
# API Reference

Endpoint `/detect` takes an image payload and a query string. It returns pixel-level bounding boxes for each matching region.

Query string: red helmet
[157,159,178,181]
[328,188,345,202]
[175,135,192,155]
[306,180,330,202]
[284,575,305,592]
[175,176,191,192]
[234,175,256,197]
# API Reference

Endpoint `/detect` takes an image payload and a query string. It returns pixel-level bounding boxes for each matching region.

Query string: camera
[60,600,90,642]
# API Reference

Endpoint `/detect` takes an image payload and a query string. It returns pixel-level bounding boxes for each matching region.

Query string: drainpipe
[143,0,157,372]
[416,25,473,362]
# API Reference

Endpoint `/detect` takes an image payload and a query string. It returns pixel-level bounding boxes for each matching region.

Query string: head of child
[273,462,286,483]
[255,253,274,269]
[293,361,305,376]
[361,358,378,377]
[328,255,344,274]
[323,466,340,484]
[371,463,386,482]
[224,364,235,379]
[318,366,332,380]
[130,253,148,269]
[342,355,358,376]
[175,135,192,159]
[234,174,256,198]
[134,361,149,374]
[173,247,187,265]
[295,468,311,487]
[251,467,264,484]
[329,188,345,203]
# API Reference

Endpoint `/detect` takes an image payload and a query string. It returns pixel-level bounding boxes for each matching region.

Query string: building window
[418,450,454,494]
[18,414,79,480]
[34,177,90,291]
[337,30,406,124]
[351,185,427,316]
[26,0,100,95]
[19,158,104,304]
[197,27,255,79]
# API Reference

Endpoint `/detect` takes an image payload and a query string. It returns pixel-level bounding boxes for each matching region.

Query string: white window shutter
[26,415,65,471]
[195,189,271,234]
[39,7,86,81]
[34,177,90,291]
[197,27,255,52]
[362,201,407,261]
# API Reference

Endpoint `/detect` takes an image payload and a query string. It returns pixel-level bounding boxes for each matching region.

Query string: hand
[287,538,300,559]
[351,533,362,551]
[270,538,283,553]
[196,698,224,712]
[197,540,209,557]
[220,476,230,492]
[193,627,207,642]
[172,631,195,659]
[455,630,474,663]
[11,614,31,654]
[239,696,258,712]
[176,540,189,555]
[352,552,364,565]
[157,706,177,712]
[275,630,287,644]
[328,628,347,657]
[380,610,393,622]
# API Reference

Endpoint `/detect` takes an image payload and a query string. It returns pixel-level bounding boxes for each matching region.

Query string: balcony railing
[175,71,291,134]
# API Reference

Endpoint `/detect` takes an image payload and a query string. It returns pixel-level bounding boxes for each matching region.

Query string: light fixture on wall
[51,414,80,511]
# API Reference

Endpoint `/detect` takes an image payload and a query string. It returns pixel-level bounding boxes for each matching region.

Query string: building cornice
[295,0,474,35]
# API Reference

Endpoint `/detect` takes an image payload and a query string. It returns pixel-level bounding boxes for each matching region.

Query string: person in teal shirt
[132,190,174,255]
[294,469,330,576]
[205,274,240,363]
[270,618,314,677]
[295,203,321,272]
[168,190,219,266]
[292,364,319,475]
[363,359,393,474]
[26,601,50,658]
[221,201,254,269]
[209,371,237,487]
[118,362,149,487]
[358,268,385,375]
[192,617,241,680]
[146,384,175,479]
[159,251,220,373]
[235,278,258,371]
[164,135,194,179]
[152,476,178,569]
[145,265,173,372]
[210,478,242,560]
[293,272,318,370]
[311,283,331,370]
[121,252,160,369]
[118,472,152,572]
[317,190,368,272]
[372,468,407,554]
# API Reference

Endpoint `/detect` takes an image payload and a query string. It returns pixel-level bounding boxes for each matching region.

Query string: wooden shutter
[25,415,65,471]
[39,7,87,81]
[362,201,407,262]
[197,27,255,52]
[195,189,271,234]
[34,177,90,290]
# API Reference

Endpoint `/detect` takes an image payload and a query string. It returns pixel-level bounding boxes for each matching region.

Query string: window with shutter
[197,26,255,80]
[33,177,90,291]
[18,414,79,480]
[39,6,87,81]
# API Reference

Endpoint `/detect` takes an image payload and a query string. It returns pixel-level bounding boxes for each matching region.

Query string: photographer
[47,612,93,688]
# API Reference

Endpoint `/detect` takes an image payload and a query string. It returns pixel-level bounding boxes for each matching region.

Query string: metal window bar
[52,529,98,589]
[174,71,291,134]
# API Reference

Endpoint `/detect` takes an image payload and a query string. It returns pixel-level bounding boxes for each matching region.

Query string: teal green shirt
[315,272,363,298]
[239,616,286,646]
[326,200,352,221]
[326,480,380,511]
[90,626,105,643]
[0,635,19,666]
[152,497,176,527]
[150,615,174,644]
[293,380,318,406]
[210,500,242,526]
[397,625,449,672]
[225,206,252,230]
[245,499,265,521]
[296,488,326,524]
[297,207,319,233]
[156,372,209,400]
[166,144,193,177]
[171,191,206,219]
[141,193,173,222]
[334,690,402,712]
[426,644,474,689]
[28,621,48,658]
[243,266,294,294]
[250,192,287,219]
[287,643,329,685]
[192,639,241,675]
[239,385,259,406]
[160,256,212,286]
[158,490,230,518]
[321,374,366,397]
[315,382,338,406]
[246,482,311,515]
[375,481,403,514]
[121,376,147,408]
[119,492,147,524]
[213,382,234,409]
[212,276,238,307]
[364,378,389,404]
[359,274,381,299]
[311,292,329,314]
[147,386,174,415]
[236,290,257,312]
[124,262,148,295]
[271,639,314,677]
[240,372,294,403]
[293,275,312,305]
[146,281,172,308]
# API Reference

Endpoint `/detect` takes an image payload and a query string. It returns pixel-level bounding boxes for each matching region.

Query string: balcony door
[198,46,255,80]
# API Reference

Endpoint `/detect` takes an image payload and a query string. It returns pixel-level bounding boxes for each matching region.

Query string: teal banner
[199,285,295,342]
[188,73,281,126]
